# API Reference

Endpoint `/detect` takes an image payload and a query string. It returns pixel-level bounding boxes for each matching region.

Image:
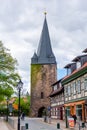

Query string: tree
[13,96,30,116]
[0,41,20,101]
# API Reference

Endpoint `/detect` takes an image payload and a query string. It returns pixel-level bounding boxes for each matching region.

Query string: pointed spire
[31,52,38,64]
[31,14,56,64]
[32,52,38,58]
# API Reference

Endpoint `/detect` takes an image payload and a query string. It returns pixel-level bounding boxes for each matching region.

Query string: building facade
[50,79,65,120]
[62,51,87,122]
[30,15,57,117]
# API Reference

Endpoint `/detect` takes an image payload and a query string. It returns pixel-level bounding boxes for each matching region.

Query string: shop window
[76,105,82,120]
[84,77,87,90]
[66,106,70,116]
[77,80,81,93]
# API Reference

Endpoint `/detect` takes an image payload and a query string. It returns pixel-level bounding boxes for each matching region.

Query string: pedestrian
[72,114,77,125]
[21,112,25,120]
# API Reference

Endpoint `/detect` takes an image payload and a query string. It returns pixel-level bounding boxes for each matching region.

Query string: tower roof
[31,15,56,64]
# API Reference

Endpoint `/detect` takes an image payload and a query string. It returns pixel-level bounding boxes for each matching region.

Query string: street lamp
[17,79,23,130]
[6,97,9,121]
[65,109,68,128]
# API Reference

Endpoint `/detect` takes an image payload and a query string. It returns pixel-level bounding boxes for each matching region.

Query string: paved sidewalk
[2,116,87,130]
[50,118,77,130]
[41,118,70,130]
[0,117,10,130]
[49,118,87,130]
[51,119,69,130]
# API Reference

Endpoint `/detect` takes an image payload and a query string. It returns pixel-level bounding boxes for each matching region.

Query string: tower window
[41,92,44,99]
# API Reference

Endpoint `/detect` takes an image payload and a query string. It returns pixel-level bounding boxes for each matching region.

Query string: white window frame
[68,85,71,96]
[67,68,71,75]
[73,82,76,94]
[84,77,87,90]
[65,86,68,96]
[54,85,57,91]
[77,80,81,93]
[77,62,81,69]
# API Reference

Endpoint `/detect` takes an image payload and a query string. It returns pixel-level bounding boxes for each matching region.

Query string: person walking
[72,114,77,125]
[21,112,25,120]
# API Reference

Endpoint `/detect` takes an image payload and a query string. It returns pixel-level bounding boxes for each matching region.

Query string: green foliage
[13,109,18,116]
[14,96,30,116]
[0,41,20,101]
[31,64,41,87]
[0,102,7,116]
[0,108,7,115]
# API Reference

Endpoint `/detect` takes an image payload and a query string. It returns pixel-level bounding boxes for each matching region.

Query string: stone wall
[30,64,57,117]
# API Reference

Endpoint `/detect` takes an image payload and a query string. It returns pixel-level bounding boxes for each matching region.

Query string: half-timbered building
[49,79,65,120]
[62,49,87,122]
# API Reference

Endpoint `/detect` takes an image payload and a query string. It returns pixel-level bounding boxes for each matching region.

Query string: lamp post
[6,97,9,121]
[17,79,23,130]
[65,109,68,128]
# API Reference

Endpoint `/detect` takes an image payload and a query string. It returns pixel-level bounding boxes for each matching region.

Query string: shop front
[65,100,86,121]
[85,100,87,122]
[57,106,64,120]
[51,105,64,120]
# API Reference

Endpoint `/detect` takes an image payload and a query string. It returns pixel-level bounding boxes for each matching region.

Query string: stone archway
[38,107,45,117]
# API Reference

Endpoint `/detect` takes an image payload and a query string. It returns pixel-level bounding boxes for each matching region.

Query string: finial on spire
[44,11,47,16]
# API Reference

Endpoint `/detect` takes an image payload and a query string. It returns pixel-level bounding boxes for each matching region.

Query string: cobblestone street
[0,117,87,130]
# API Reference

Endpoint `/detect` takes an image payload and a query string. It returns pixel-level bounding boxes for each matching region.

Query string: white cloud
[0,0,87,93]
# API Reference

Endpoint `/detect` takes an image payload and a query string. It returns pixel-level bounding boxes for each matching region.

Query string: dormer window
[72,56,81,69]
[77,62,81,69]
[80,55,87,66]
[59,82,62,88]
[64,63,76,76]
[72,55,87,68]
[53,85,57,91]
[67,68,71,75]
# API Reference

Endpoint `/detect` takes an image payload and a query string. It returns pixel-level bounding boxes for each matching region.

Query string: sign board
[48,106,51,111]
[8,103,13,113]
[68,118,74,128]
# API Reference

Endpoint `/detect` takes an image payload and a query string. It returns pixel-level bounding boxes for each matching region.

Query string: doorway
[60,107,63,120]
[38,107,45,117]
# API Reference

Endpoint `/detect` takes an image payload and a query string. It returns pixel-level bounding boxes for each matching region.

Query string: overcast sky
[1,0,87,93]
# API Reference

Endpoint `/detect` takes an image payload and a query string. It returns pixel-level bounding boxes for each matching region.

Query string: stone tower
[30,14,57,117]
